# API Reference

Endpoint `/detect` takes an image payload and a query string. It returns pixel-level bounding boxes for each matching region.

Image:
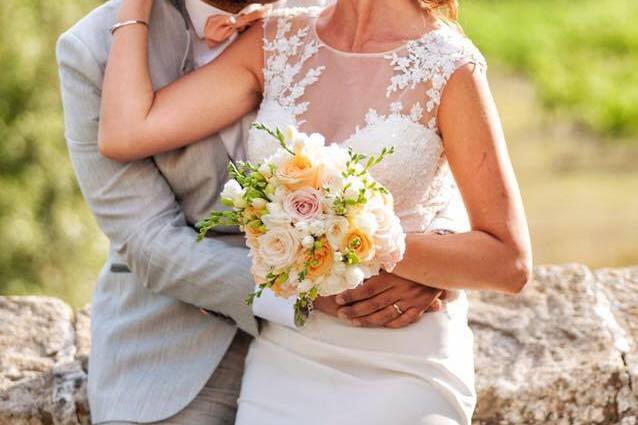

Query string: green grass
[462,0,638,139]
[489,71,638,268]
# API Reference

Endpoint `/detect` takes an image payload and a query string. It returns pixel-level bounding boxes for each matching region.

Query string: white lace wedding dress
[236,7,486,425]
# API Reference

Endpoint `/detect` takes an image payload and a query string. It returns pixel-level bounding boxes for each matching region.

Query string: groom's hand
[327,272,445,328]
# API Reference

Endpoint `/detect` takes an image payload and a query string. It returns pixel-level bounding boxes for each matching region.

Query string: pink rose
[283,188,322,222]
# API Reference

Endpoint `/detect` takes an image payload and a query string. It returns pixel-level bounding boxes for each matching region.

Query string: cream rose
[277,150,322,190]
[325,216,349,250]
[344,266,365,289]
[370,205,405,270]
[352,211,379,236]
[257,227,300,273]
[318,274,348,297]
[250,256,270,285]
[319,164,344,193]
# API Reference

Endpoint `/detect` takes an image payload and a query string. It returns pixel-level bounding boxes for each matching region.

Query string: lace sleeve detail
[261,7,325,118]
[384,26,487,132]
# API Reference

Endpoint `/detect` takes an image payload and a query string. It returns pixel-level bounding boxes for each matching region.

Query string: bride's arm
[392,65,533,294]
[98,0,263,162]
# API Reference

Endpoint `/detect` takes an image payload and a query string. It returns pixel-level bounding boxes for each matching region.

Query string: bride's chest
[246,104,445,212]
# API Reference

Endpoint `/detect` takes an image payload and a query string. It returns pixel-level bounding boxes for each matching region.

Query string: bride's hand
[331,273,445,328]
[312,288,443,328]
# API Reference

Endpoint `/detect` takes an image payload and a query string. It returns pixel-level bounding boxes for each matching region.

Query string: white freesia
[343,177,365,201]
[302,235,315,250]
[308,219,325,236]
[221,180,243,205]
[261,202,290,228]
[257,227,300,273]
[234,196,248,209]
[258,163,272,178]
[325,216,349,249]
[251,198,267,209]
[284,125,299,146]
[294,221,310,238]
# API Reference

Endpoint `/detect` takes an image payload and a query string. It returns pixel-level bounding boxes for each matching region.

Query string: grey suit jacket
[57,0,258,423]
[57,0,470,423]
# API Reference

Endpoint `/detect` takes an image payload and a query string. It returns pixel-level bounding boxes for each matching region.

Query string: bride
[98,0,532,423]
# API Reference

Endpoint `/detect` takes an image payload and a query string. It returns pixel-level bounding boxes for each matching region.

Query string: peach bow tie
[203,4,273,48]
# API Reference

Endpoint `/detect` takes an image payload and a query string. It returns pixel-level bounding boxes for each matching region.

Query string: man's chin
[200,0,284,14]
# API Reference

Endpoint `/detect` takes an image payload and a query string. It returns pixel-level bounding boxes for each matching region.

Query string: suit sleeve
[56,30,259,336]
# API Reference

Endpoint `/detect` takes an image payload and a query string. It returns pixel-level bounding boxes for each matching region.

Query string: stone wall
[1,264,637,425]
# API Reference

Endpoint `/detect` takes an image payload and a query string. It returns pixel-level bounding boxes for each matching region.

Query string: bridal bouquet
[197,123,406,325]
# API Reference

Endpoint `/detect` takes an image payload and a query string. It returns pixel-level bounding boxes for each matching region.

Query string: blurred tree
[0,0,104,307]
[463,0,638,139]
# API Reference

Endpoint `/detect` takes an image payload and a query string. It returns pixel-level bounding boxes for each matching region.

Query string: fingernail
[336,296,345,305]
[337,310,348,320]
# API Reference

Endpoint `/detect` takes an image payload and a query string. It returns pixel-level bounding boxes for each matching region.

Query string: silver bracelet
[110,19,148,35]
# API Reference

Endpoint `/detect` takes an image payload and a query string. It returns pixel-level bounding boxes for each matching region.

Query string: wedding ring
[393,303,403,315]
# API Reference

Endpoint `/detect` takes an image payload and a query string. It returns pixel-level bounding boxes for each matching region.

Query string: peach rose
[341,228,375,262]
[243,206,266,238]
[305,237,334,279]
[271,272,298,299]
[277,151,322,191]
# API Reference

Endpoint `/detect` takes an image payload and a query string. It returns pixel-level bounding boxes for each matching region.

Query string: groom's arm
[57,27,259,336]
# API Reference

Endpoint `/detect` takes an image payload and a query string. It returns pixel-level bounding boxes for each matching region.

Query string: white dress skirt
[236,292,476,425]
[235,6,487,424]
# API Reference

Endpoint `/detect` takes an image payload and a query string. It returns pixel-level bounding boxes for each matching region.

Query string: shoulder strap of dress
[262,7,326,117]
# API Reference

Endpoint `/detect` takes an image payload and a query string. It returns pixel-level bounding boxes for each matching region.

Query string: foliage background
[1,0,637,307]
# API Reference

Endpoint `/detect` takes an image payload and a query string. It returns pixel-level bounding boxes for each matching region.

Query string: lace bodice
[246,7,486,233]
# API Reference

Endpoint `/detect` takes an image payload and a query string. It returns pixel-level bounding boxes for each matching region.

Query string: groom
[57,0,469,424]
